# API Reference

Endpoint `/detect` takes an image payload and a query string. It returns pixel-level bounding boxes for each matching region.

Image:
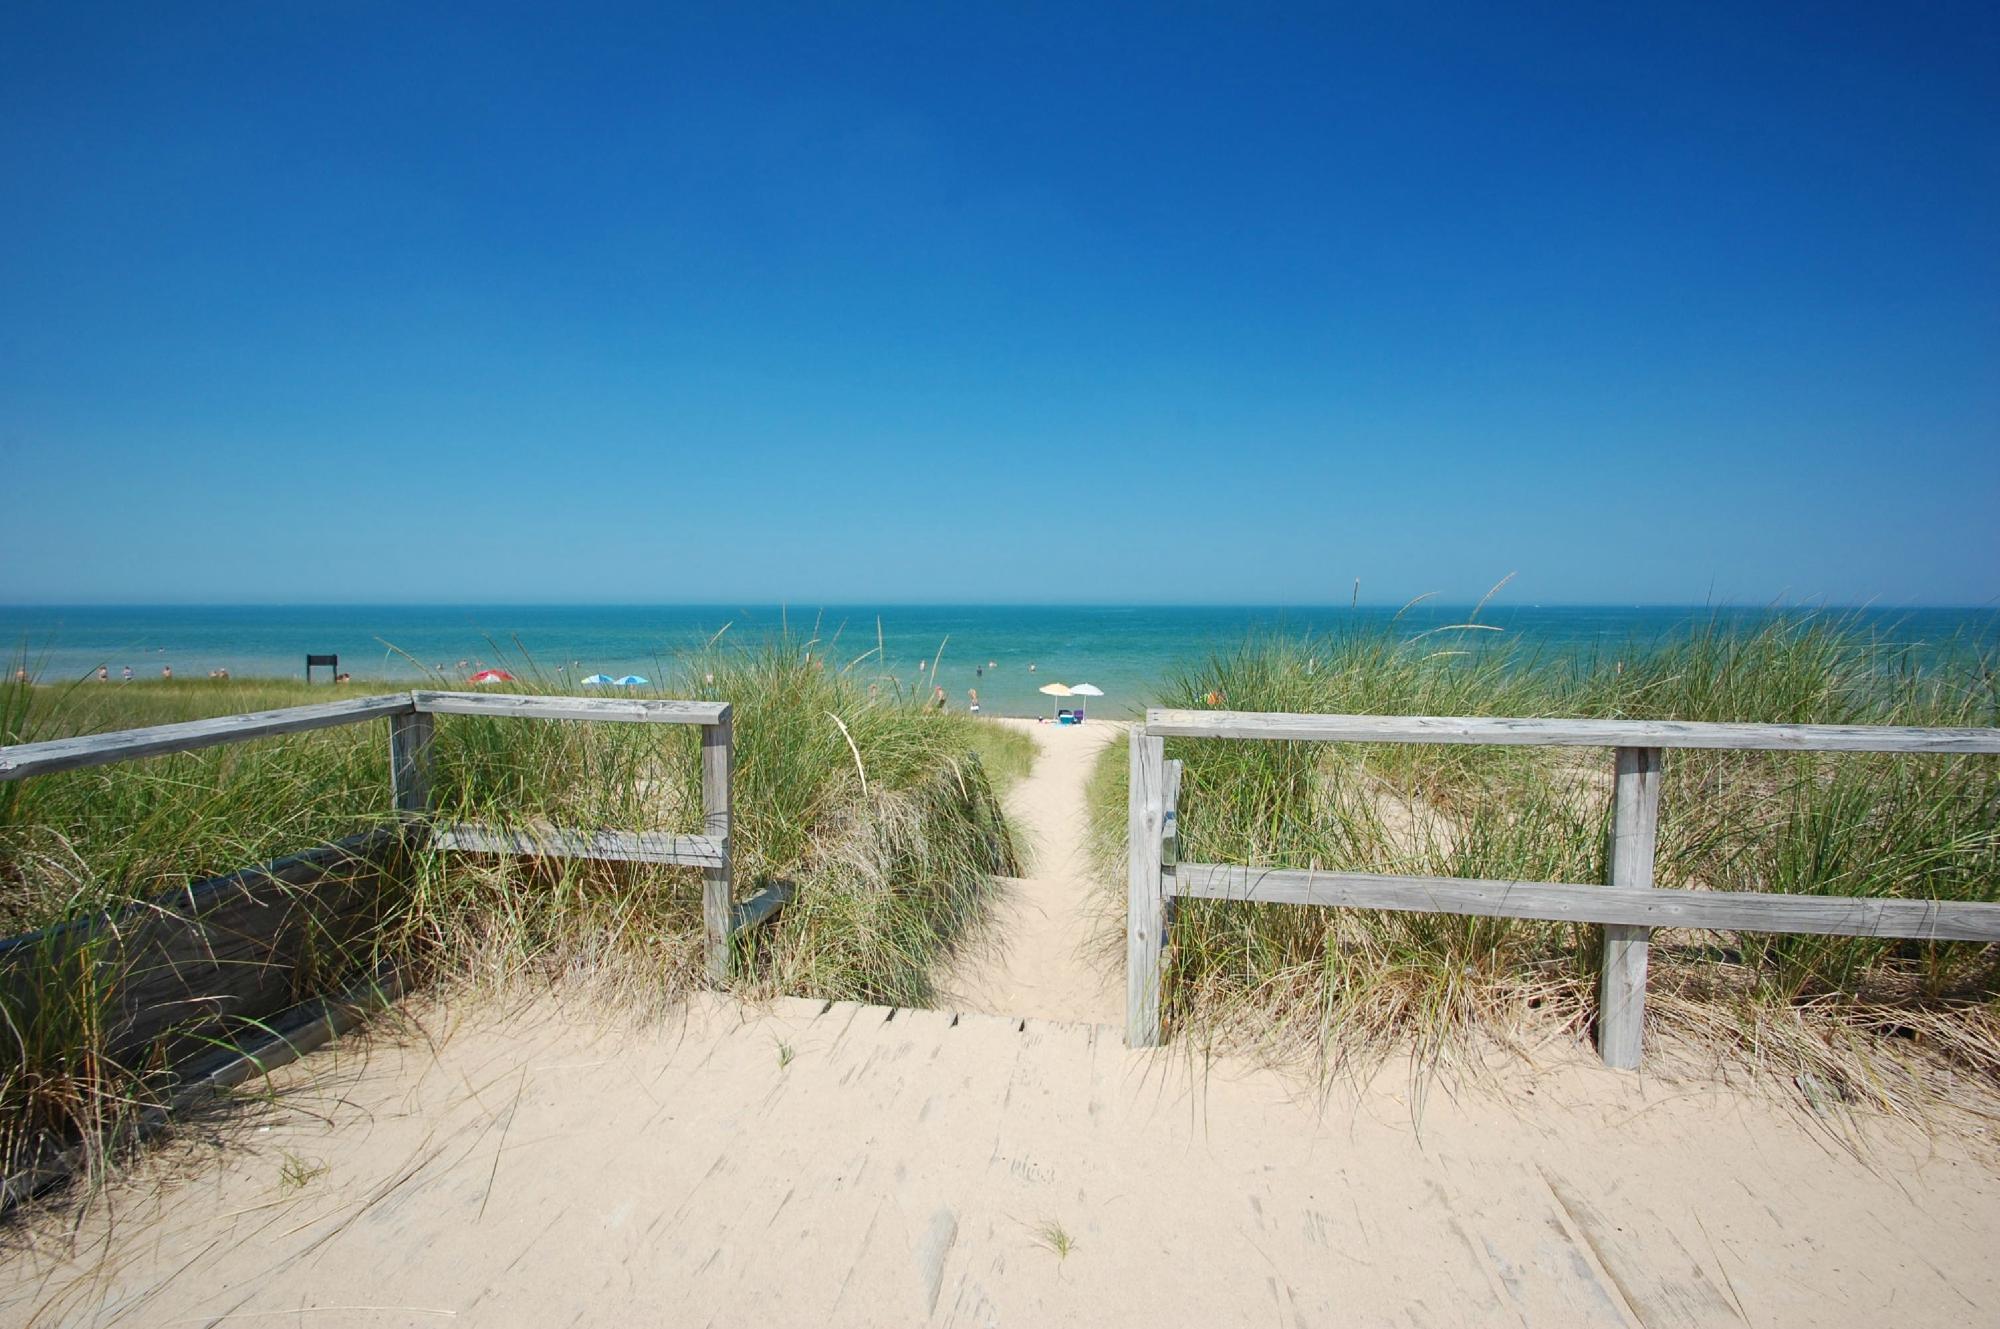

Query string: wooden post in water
[701,713,735,982]
[1598,745,1663,1069]
[1126,728,1167,1047]
[388,711,434,815]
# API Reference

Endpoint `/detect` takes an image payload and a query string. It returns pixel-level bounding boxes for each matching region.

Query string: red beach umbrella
[468,669,516,684]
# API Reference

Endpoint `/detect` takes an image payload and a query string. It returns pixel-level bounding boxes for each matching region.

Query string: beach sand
[5,990,1998,1326]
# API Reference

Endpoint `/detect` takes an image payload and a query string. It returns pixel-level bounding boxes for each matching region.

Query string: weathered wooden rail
[1127,709,2000,1067]
[0,689,759,979]
[0,692,749,960]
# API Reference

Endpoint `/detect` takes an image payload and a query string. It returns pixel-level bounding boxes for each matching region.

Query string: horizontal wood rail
[411,691,730,725]
[0,694,416,780]
[1128,708,2000,1068]
[3,687,767,1011]
[434,825,727,869]
[1174,866,2000,943]
[1147,708,2000,753]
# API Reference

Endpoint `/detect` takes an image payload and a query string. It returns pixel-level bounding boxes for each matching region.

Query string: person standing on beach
[161,665,172,680]
[968,688,980,714]
[97,665,109,682]
[933,686,947,711]
[121,666,132,683]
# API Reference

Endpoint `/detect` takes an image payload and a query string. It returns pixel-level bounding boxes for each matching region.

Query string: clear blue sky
[2,3,1995,606]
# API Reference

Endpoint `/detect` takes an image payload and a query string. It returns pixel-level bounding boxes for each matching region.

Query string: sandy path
[944,717,1124,1024]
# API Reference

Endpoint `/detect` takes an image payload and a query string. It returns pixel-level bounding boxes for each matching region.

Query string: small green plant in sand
[1034,1219,1077,1261]
[278,1151,327,1192]
[776,1040,795,1069]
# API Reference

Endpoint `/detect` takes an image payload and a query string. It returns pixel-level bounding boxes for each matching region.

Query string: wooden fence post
[1126,728,1167,1047]
[1598,745,1663,1070]
[388,711,434,816]
[701,713,734,982]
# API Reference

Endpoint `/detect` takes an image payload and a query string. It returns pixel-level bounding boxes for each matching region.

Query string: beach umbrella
[468,669,515,684]
[1067,681,1103,718]
[614,675,649,687]
[580,674,614,686]
[1037,681,1073,719]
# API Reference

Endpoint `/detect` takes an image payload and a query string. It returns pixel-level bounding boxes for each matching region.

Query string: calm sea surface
[3,604,1994,718]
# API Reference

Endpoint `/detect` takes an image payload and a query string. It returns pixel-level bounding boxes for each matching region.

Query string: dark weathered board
[0,827,413,1072]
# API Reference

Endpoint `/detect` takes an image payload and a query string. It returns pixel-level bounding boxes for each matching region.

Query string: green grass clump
[1091,611,2000,1117]
[0,639,1029,1189]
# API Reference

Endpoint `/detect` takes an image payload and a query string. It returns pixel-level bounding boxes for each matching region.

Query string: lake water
[3,604,1993,718]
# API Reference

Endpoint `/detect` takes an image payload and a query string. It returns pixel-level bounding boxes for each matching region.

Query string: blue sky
[2,3,1995,606]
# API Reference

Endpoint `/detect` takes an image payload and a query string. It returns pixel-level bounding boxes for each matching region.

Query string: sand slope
[5,994,1997,1327]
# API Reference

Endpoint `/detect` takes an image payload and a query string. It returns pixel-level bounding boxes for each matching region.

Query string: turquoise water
[3,604,1994,719]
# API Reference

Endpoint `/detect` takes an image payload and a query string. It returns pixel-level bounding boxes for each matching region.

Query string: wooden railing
[0,690,766,979]
[1127,709,2000,1067]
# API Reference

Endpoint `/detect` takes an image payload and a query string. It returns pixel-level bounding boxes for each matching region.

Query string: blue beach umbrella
[580,674,614,686]
[614,675,649,687]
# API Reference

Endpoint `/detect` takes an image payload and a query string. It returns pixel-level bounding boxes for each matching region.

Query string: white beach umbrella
[1068,683,1104,696]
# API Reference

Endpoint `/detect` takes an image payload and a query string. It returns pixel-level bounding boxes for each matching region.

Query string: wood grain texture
[1160,759,1183,869]
[1172,864,2000,942]
[701,718,735,982]
[388,710,434,814]
[0,828,410,1075]
[412,691,730,726]
[0,695,415,781]
[1125,728,1167,1048]
[1598,747,1663,1071]
[433,824,726,868]
[1145,708,2000,753]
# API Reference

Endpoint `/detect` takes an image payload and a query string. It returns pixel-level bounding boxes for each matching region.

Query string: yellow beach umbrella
[1037,681,1073,719]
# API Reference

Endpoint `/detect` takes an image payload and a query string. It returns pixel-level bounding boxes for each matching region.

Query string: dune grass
[0,642,1030,1190]
[1089,611,2000,1119]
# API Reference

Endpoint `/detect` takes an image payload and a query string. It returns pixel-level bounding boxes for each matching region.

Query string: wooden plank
[702,718,735,982]
[1145,708,2000,754]
[433,824,726,868]
[0,828,410,1076]
[411,691,730,725]
[1126,728,1167,1048]
[0,695,415,781]
[1598,747,1662,1071]
[1171,864,2000,942]
[730,880,795,934]
[388,710,435,814]
[1161,759,1183,869]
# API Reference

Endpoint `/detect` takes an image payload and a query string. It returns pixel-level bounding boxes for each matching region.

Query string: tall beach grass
[1090,610,2000,1119]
